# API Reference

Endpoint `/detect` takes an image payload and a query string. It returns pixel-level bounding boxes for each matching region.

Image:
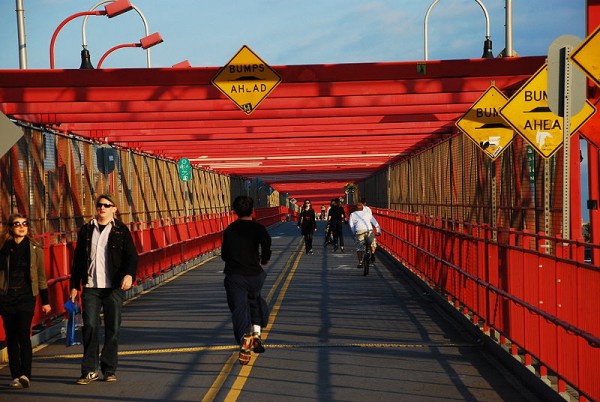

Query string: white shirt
[86,219,114,288]
[349,209,380,235]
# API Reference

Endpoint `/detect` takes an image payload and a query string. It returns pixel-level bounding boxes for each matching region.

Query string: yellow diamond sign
[456,85,514,160]
[500,64,596,159]
[571,24,600,88]
[212,45,281,115]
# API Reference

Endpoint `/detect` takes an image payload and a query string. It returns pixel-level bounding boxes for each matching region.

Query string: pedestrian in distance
[69,194,138,385]
[297,199,317,254]
[323,199,336,248]
[348,201,381,268]
[0,214,51,389]
[222,196,271,365]
[327,198,346,252]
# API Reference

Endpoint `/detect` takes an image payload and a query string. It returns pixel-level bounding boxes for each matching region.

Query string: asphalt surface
[0,221,544,401]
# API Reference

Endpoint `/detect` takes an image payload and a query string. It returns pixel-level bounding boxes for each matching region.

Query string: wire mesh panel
[365,133,567,248]
[0,126,257,240]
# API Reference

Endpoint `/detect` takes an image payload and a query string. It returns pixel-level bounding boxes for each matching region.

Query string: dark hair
[233,196,253,217]
[97,193,117,207]
[1,213,37,248]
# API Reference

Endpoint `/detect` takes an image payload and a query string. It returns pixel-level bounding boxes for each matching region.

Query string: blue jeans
[81,288,125,375]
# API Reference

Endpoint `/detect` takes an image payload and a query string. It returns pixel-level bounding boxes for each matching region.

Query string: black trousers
[0,287,36,379]
[224,272,269,344]
[331,221,344,247]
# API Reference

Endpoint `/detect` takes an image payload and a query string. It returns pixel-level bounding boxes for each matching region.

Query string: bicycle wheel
[363,252,370,276]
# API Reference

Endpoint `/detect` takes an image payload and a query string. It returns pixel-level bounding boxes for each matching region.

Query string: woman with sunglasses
[297,199,317,254]
[0,214,51,389]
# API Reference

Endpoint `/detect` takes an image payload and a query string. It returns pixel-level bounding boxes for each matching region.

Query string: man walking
[70,194,138,384]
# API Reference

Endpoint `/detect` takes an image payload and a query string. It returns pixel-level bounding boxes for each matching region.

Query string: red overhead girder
[0,56,545,204]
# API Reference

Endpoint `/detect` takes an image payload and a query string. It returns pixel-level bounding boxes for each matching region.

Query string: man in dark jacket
[222,196,271,365]
[69,194,138,385]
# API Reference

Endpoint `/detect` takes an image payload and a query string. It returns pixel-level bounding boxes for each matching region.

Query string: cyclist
[348,201,381,268]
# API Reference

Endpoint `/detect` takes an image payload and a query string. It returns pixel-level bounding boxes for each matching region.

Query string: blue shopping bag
[63,299,83,347]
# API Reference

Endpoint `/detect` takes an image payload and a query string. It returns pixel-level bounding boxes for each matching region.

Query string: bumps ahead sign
[456,85,514,160]
[212,45,281,115]
[499,64,596,159]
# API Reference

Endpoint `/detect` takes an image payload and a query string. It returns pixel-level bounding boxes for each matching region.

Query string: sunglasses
[96,202,114,209]
[11,221,28,227]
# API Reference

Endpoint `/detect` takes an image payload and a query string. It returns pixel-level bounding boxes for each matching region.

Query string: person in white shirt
[348,201,381,268]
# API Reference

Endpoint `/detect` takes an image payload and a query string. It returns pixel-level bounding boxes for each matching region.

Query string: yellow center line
[202,239,304,402]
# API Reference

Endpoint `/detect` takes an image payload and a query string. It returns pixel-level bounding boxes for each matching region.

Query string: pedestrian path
[1,221,543,401]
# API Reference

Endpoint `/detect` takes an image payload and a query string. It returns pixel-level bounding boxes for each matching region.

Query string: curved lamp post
[82,0,154,68]
[423,0,493,61]
[96,32,163,68]
[49,0,133,68]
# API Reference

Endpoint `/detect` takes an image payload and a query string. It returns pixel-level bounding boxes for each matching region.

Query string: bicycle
[362,230,380,276]
[362,240,372,276]
[358,230,375,276]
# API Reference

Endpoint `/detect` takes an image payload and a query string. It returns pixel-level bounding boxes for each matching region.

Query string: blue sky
[0,0,586,69]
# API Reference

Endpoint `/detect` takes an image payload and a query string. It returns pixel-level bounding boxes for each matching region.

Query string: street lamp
[82,0,156,68]
[423,0,493,60]
[96,32,163,68]
[49,0,133,68]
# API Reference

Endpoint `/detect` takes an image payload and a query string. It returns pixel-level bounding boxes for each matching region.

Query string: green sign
[177,158,192,182]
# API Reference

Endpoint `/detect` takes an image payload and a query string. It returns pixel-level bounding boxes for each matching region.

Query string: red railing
[374,208,600,402]
[0,207,287,345]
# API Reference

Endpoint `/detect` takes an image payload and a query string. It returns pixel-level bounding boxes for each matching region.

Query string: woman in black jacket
[297,199,317,254]
[0,213,51,389]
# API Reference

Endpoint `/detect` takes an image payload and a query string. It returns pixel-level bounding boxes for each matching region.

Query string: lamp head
[104,0,134,18]
[482,37,493,59]
[139,32,164,49]
[80,48,94,69]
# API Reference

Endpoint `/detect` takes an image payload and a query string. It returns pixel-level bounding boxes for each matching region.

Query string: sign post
[178,158,192,215]
[547,35,585,241]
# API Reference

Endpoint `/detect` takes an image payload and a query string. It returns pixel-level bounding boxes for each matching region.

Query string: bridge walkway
[1,220,544,401]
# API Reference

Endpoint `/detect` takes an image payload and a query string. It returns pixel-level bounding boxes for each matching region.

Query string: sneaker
[308,250,314,255]
[252,332,265,354]
[340,246,344,252]
[18,375,30,388]
[104,373,117,382]
[239,334,253,365]
[9,378,23,388]
[77,372,99,385]
[357,263,363,268]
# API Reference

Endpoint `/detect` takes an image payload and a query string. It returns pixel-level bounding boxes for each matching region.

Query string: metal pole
[423,0,440,61]
[424,0,491,60]
[15,0,28,69]
[505,0,514,57]
[561,46,573,241]
[82,1,152,67]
